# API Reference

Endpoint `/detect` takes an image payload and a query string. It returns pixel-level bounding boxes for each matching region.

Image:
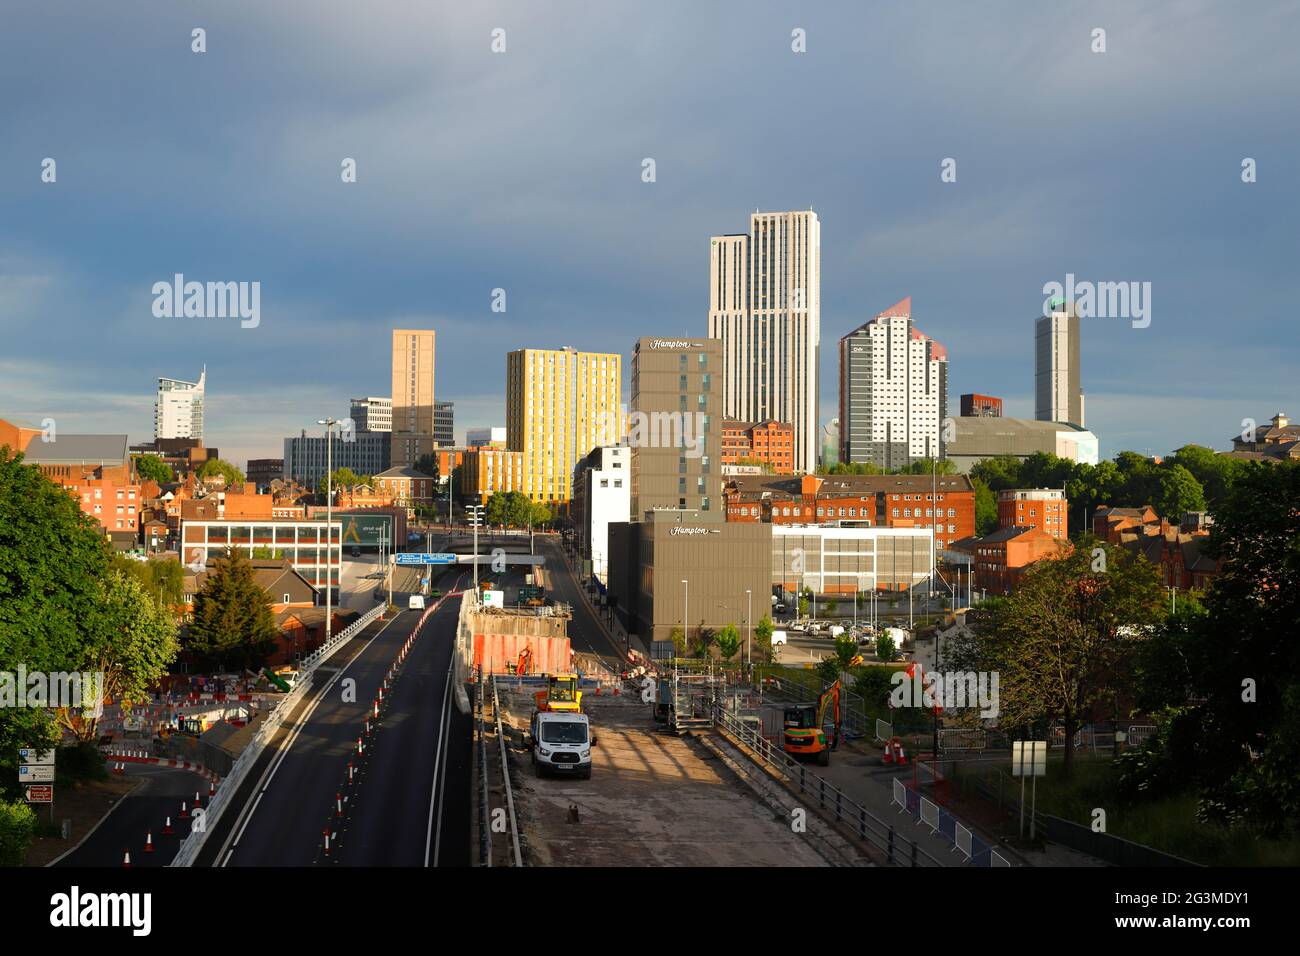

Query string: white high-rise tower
[154,367,205,442]
[1035,303,1084,427]
[708,209,820,474]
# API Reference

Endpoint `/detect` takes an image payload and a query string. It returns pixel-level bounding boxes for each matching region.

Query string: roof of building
[373,466,434,479]
[21,433,130,464]
[726,472,973,503]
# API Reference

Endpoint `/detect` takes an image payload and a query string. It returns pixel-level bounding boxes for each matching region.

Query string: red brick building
[960,393,1003,417]
[724,472,976,551]
[950,526,1072,595]
[1094,505,1219,591]
[721,420,795,474]
[998,488,1068,539]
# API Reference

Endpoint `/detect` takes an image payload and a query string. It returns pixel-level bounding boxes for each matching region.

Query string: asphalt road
[216,565,470,867]
[55,764,207,868]
[537,537,626,664]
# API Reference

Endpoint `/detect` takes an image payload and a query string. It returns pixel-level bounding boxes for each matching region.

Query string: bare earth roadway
[209,563,470,867]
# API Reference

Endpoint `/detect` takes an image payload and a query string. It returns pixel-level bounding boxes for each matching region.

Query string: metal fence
[491,676,523,866]
[891,777,1013,866]
[170,602,388,867]
[710,704,945,867]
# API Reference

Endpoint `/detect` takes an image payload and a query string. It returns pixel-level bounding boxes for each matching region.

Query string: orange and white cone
[122,849,132,868]
[179,801,189,820]
[143,832,155,854]
[883,739,895,764]
[895,740,908,766]
[162,817,174,836]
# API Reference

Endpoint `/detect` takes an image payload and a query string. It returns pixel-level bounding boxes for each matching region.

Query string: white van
[408,594,425,610]
[528,711,596,779]
[770,630,788,646]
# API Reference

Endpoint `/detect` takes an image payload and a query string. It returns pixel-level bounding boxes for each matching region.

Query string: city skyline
[3,3,1296,466]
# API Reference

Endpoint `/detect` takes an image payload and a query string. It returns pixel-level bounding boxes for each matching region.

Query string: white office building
[838,298,948,470]
[154,368,205,442]
[574,445,630,585]
[349,397,392,433]
[708,209,821,475]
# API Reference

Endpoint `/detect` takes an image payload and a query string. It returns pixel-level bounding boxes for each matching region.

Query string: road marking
[218,610,405,866]
[425,649,455,867]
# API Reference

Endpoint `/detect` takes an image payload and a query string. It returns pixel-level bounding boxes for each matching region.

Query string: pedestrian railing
[170,601,388,867]
[891,775,1013,867]
[711,704,945,867]
[491,675,523,866]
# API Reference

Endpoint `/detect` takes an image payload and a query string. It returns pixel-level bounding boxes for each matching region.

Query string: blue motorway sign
[394,552,456,566]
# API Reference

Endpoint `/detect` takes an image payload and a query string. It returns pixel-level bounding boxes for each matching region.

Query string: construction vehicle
[533,673,582,713]
[782,679,842,766]
[262,667,295,693]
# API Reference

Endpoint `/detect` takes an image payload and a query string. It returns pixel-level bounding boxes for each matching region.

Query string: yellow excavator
[782,679,842,766]
[533,673,583,713]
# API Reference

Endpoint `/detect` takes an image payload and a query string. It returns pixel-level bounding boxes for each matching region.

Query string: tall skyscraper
[505,346,622,505]
[390,329,436,467]
[838,297,948,470]
[349,396,392,433]
[707,209,820,474]
[628,337,722,518]
[1035,304,1084,426]
[154,367,205,442]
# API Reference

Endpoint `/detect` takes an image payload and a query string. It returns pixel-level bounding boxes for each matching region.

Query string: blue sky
[2,1,1296,467]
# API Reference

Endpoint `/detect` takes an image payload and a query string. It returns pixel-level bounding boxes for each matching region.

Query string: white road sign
[19,765,56,783]
[17,748,55,765]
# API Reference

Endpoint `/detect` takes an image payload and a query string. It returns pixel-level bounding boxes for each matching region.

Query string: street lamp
[745,589,752,672]
[681,579,689,652]
[317,418,340,645]
[467,504,485,591]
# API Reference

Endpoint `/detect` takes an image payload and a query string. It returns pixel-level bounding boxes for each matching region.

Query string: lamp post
[681,579,689,653]
[316,418,339,645]
[745,589,752,673]
[467,504,484,591]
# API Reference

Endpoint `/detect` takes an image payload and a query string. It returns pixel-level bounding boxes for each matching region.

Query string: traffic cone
[143,832,155,854]
[336,793,344,818]
[122,849,132,868]
[323,828,331,856]
[883,740,895,765]
[162,817,173,836]
[895,740,908,766]
[179,801,189,820]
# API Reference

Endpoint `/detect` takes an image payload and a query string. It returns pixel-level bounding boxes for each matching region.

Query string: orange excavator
[783,679,842,766]
[512,646,534,676]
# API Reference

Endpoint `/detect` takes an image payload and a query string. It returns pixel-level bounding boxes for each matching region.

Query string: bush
[56,742,108,786]
[0,799,37,866]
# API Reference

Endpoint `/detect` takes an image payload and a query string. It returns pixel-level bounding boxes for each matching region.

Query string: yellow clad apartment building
[506,347,623,507]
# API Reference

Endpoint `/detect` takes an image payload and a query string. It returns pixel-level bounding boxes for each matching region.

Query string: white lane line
[218,610,404,866]
[425,657,454,867]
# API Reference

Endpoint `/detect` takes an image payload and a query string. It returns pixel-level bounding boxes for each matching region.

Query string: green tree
[1132,461,1300,832]
[1151,463,1206,521]
[969,536,1164,776]
[823,598,837,616]
[318,468,370,495]
[816,657,840,685]
[61,569,179,741]
[876,632,898,662]
[133,454,173,483]
[833,635,858,670]
[715,624,741,661]
[196,458,245,487]
[1,448,110,792]
[972,477,998,536]
[669,626,687,658]
[186,548,279,670]
[754,615,773,646]
[969,455,1023,492]
[0,798,37,867]
[111,554,184,607]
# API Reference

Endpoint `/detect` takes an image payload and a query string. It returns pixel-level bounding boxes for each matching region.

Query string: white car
[529,711,596,779]
[408,595,425,610]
